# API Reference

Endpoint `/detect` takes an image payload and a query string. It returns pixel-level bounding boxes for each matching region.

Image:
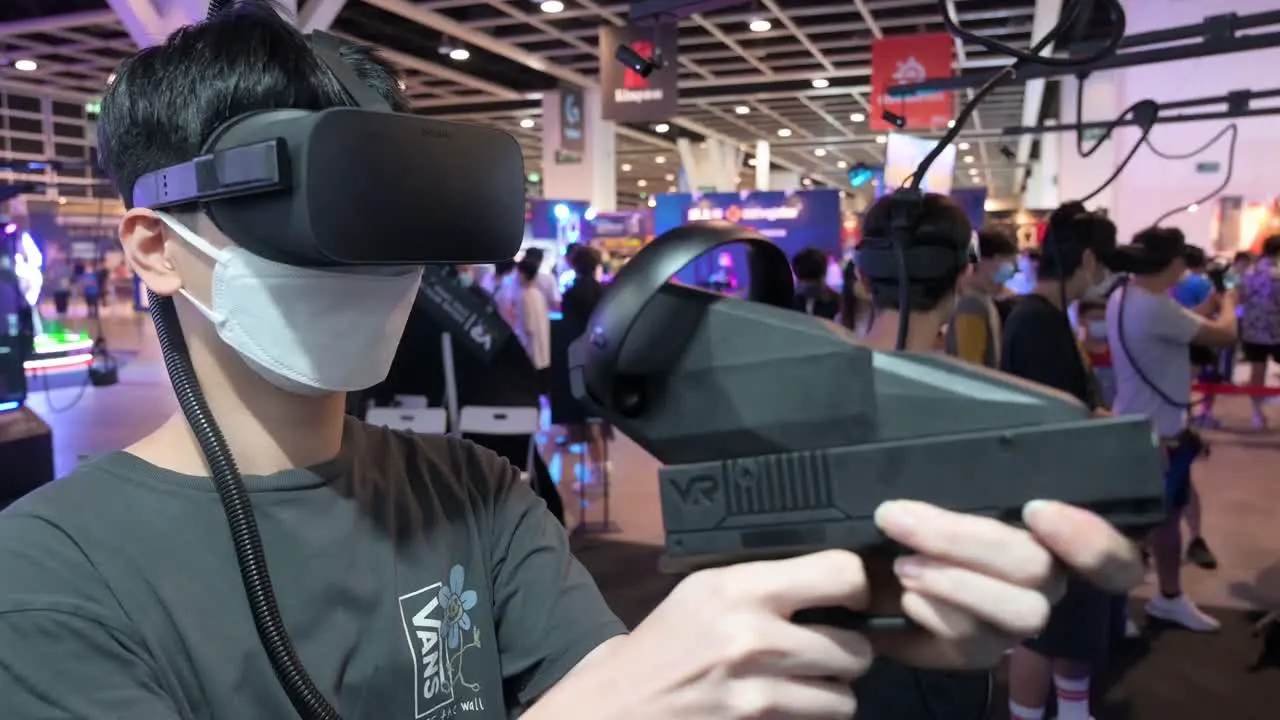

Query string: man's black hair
[98,0,407,209]
[1037,202,1117,280]
[493,259,516,275]
[859,193,972,312]
[523,247,546,264]
[791,247,830,283]
[977,225,1017,259]
[1184,244,1208,270]
[1262,235,1280,259]
[1234,250,1256,265]
[570,245,600,277]
[516,257,539,281]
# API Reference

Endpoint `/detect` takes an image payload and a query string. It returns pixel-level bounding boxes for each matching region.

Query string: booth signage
[416,267,512,362]
[599,23,679,123]
[559,86,585,153]
[587,211,651,240]
[871,32,955,132]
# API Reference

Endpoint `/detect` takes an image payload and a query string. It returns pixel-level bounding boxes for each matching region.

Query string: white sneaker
[1144,594,1221,632]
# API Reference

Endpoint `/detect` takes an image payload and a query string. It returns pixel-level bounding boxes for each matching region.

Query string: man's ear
[119,208,181,297]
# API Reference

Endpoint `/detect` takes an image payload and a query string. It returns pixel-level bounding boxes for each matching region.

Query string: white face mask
[157,212,423,396]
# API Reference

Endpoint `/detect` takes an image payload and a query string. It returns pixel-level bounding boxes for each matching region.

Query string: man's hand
[534,550,875,719]
[867,499,1142,669]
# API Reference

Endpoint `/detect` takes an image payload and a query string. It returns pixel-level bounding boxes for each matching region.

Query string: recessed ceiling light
[814,148,827,157]
[539,0,565,12]
[668,185,678,192]
[849,112,866,122]
[947,119,956,128]
[836,160,848,168]
[801,177,813,186]
[664,173,675,181]
[748,18,771,32]
[647,196,657,207]
[654,155,666,163]
[519,117,535,128]
[654,123,670,133]
[958,142,971,150]
[448,48,470,61]
[777,128,792,137]
[735,105,750,115]
[621,163,632,171]
[637,179,648,187]
[747,158,758,166]
[811,78,830,89]
[13,59,37,72]
[963,155,975,163]
[874,135,887,144]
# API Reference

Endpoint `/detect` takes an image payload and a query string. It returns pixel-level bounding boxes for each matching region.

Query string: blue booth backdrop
[654,189,843,289]
[951,187,988,234]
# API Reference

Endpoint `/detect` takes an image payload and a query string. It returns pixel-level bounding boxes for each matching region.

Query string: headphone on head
[575,221,794,418]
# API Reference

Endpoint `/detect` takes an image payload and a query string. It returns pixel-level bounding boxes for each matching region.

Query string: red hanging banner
[869,32,955,132]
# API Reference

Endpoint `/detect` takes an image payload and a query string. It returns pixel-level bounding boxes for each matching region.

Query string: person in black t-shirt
[560,246,611,471]
[791,247,840,320]
[1001,203,1119,720]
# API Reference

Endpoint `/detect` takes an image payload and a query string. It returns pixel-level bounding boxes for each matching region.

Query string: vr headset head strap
[307,31,393,112]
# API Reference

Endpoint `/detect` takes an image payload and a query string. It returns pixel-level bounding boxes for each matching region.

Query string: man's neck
[129,329,347,477]
[1130,274,1172,294]
[864,309,944,352]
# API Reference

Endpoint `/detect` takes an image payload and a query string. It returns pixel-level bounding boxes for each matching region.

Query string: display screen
[883,132,957,195]
[528,200,590,243]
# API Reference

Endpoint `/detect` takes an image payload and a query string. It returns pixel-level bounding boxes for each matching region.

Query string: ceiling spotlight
[448,47,470,61]
[947,119,956,128]
[735,105,750,115]
[777,128,792,137]
[621,163,632,171]
[747,158,758,166]
[539,0,565,12]
[668,185,678,192]
[748,17,771,32]
[963,154,975,163]
[874,135,887,144]
[13,59,37,72]
[519,117,536,129]
[647,196,657,207]
[958,142,971,150]
[836,160,848,168]
[664,173,675,181]
[654,123,670,133]
[1188,203,1200,213]
[638,179,648,187]
[655,155,667,163]
[801,177,813,186]
[849,112,866,122]
[811,78,830,89]
[814,148,827,157]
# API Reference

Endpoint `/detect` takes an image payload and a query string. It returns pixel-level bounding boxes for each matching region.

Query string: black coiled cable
[148,292,342,720]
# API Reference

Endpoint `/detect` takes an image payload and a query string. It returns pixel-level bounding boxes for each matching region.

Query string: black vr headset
[129,31,526,268]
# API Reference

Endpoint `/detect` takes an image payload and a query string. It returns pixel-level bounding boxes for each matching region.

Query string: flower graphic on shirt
[437,564,478,650]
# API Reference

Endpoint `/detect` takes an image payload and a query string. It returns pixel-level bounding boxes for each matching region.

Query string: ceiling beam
[104,0,168,48]
[0,10,119,37]
[362,0,839,187]
[299,0,348,32]
[1015,0,1064,195]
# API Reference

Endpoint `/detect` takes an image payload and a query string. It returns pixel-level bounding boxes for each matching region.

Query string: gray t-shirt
[0,419,624,719]
[1107,284,1204,438]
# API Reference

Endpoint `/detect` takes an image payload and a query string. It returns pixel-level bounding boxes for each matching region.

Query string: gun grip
[792,607,916,633]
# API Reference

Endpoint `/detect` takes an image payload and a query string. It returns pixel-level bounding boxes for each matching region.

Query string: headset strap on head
[307,31,393,112]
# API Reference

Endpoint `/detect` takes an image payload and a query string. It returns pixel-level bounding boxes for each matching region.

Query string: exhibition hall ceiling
[0,0,1110,208]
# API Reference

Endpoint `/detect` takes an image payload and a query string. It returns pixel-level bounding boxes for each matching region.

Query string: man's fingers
[874,591,1018,670]
[892,556,1052,638]
[738,619,874,680]
[731,550,871,616]
[730,678,858,720]
[1022,500,1145,593]
[875,501,1058,592]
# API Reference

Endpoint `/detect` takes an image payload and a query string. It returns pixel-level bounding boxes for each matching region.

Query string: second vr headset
[129,31,526,268]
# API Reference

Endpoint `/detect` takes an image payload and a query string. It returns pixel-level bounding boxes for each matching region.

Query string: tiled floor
[13,308,1280,719]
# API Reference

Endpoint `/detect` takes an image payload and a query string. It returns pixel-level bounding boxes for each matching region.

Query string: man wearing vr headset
[1108,227,1238,634]
[0,6,1144,720]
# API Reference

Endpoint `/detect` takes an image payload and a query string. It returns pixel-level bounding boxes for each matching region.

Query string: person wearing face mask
[999,202,1121,720]
[0,8,1150,720]
[945,225,1018,368]
[791,247,841,320]
[1077,298,1115,409]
